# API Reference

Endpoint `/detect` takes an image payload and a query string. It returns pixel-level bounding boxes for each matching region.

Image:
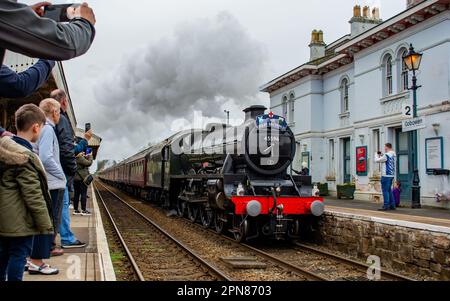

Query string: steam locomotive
[99,105,324,241]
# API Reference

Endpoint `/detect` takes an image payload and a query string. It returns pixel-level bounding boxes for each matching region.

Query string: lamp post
[403,43,423,209]
[224,110,230,125]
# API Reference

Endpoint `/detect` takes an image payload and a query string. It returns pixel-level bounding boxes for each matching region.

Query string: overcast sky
[24,0,405,163]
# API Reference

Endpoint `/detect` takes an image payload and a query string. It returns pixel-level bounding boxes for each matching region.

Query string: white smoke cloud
[91,12,268,162]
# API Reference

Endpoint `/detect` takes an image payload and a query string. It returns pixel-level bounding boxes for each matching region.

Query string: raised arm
[0,1,95,61]
[374,153,387,163]
[0,60,55,98]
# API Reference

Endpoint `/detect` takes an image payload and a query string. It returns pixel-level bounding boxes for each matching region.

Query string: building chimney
[349,5,382,37]
[362,6,370,18]
[372,7,380,20]
[353,5,361,18]
[309,29,326,61]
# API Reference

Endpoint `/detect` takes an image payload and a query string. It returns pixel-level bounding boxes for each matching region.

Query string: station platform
[324,197,450,233]
[23,187,115,281]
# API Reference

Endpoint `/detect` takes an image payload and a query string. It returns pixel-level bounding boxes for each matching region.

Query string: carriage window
[162,147,169,161]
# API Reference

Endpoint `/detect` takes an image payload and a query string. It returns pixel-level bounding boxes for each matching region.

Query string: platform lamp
[403,43,423,209]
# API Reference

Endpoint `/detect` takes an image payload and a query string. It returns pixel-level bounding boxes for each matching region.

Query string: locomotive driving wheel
[176,199,187,217]
[233,216,249,243]
[187,203,199,223]
[288,218,300,238]
[214,211,227,234]
[200,206,214,228]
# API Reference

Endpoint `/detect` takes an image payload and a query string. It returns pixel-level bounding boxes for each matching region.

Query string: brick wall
[315,212,450,280]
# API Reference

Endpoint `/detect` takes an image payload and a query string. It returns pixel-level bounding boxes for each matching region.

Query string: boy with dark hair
[0,104,53,281]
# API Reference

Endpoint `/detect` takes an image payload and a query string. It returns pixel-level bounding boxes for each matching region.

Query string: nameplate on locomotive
[256,113,288,131]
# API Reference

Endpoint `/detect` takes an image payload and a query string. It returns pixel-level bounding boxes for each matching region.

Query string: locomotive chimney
[243,105,267,121]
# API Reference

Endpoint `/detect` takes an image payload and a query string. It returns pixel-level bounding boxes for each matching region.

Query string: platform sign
[402,116,426,132]
[402,103,413,118]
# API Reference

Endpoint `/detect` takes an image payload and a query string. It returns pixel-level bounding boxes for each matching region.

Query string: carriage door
[343,138,351,183]
[396,128,413,201]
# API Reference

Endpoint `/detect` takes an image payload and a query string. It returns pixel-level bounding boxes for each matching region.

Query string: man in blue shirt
[375,143,397,211]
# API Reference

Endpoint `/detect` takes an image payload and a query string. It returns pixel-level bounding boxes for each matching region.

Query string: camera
[43,4,80,22]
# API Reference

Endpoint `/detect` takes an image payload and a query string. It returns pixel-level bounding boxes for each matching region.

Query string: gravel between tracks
[99,182,416,281]
[96,185,220,281]
[98,183,309,281]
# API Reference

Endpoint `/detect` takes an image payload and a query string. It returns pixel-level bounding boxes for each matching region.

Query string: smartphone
[43,4,80,22]
[85,123,91,132]
[86,147,92,156]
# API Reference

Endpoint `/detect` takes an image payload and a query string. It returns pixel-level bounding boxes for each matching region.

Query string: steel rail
[201,228,328,281]
[293,242,416,281]
[99,180,415,282]
[98,181,327,281]
[94,183,146,281]
[95,181,232,281]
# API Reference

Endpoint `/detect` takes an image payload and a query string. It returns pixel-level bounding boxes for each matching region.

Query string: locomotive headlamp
[310,201,325,217]
[246,200,262,217]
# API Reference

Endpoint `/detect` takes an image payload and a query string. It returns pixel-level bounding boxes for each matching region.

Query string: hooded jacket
[74,154,93,182]
[0,137,54,237]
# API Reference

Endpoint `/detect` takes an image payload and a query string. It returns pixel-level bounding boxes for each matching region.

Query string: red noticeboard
[356,146,368,176]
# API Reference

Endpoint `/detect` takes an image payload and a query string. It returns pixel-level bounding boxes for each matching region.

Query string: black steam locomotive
[99,105,324,241]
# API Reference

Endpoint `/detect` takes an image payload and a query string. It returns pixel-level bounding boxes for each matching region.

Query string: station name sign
[402,116,426,132]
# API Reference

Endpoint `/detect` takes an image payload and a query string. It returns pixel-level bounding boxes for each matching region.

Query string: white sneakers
[27,262,59,275]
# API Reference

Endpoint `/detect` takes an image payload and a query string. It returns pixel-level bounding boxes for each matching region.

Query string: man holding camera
[0,0,96,134]
[375,143,397,211]
[0,0,96,65]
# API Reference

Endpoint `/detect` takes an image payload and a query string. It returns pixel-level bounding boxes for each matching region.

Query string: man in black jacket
[0,0,96,64]
[50,89,91,249]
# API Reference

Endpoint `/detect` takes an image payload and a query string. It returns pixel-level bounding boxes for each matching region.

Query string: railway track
[96,181,325,281]
[179,221,414,281]
[96,181,416,281]
[94,182,231,281]
[291,243,416,281]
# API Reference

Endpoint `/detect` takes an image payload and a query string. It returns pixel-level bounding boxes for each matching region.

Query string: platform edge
[92,185,117,281]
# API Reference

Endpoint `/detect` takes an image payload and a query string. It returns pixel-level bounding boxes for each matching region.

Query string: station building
[261,0,450,208]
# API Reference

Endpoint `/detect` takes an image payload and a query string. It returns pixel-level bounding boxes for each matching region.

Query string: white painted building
[261,0,450,208]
